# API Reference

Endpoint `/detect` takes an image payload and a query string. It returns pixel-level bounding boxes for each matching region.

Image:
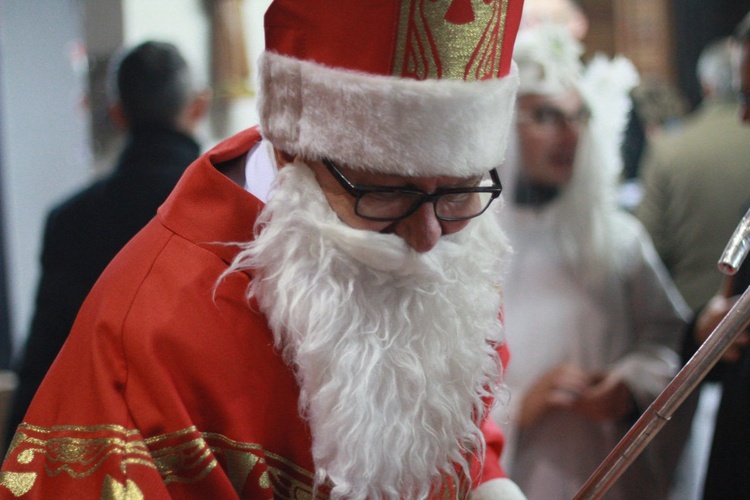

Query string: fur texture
[258,51,519,177]
[225,162,511,498]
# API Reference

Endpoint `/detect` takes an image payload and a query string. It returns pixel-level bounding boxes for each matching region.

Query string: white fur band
[470,478,527,499]
[258,51,519,178]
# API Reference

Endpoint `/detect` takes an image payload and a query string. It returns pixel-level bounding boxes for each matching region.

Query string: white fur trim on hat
[259,51,519,178]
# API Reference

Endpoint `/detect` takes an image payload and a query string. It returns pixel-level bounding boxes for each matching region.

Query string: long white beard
[227,162,510,498]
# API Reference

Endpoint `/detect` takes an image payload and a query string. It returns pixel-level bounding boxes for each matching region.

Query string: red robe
[1,128,509,498]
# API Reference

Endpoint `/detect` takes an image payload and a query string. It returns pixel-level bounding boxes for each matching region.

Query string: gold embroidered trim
[393,0,511,81]
[9,424,154,479]
[0,471,36,497]
[146,427,217,485]
[1,424,155,497]
[101,475,145,500]
[3,424,469,498]
[202,432,326,499]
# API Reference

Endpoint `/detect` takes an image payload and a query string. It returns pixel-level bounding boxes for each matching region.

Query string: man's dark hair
[110,41,192,128]
[735,11,750,42]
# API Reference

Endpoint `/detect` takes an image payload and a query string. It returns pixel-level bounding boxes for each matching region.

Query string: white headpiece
[513,23,584,96]
[505,23,641,289]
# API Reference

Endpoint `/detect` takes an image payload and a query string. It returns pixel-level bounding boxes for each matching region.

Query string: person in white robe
[491,25,691,500]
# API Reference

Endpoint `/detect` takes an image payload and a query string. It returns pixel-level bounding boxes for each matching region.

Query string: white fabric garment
[470,478,527,499]
[244,139,277,202]
[492,200,689,500]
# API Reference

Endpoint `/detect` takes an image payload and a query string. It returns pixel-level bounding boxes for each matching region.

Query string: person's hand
[695,294,750,363]
[573,372,635,422]
[518,363,590,429]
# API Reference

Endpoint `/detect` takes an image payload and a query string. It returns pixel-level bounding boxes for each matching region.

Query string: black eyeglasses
[322,159,503,222]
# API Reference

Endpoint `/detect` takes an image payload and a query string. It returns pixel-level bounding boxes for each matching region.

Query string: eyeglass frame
[516,103,591,129]
[321,158,503,222]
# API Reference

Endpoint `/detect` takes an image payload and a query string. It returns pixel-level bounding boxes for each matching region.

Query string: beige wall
[121,0,273,147]
[5,0,275,357]
[1,0,92,358]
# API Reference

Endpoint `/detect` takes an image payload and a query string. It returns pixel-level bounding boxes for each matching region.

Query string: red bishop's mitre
[259,0,524,178]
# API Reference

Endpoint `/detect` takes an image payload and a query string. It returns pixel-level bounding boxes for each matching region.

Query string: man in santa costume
[1,1,525,498]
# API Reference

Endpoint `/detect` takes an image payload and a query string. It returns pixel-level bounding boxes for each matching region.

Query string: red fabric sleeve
[470,339,512,486]
[480,417,508,479]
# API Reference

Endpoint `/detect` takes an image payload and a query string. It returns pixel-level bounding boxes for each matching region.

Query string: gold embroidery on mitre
[394,0,510,81]
[0,471,37,497]
[100,475,144,500]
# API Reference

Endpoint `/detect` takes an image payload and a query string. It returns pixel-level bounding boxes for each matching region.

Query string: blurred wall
[0,78,9,368]
[579,0,750,109]
[0,0,273,363]
[119,0,272,148]
[0,0,92,362]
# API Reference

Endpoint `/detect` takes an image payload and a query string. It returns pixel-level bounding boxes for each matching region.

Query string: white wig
[502,24,640,290]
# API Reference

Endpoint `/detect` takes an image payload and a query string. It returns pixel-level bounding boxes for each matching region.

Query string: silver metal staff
[574,206,750,499]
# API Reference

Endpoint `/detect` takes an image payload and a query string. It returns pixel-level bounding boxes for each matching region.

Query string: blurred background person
[636,37,750,313]
[490,24,691,499]
[618,80,689,210]
[3,40,209,450]
[634,36,749,500]
[681,13,750,499]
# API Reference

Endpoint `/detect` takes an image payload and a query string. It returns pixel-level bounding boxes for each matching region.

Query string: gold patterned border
[2,423,326,498]
[393,0,511,81]
[1,424,155,497]
[8,423,154,479]
[202,432,328,499]
[4,423,473,498]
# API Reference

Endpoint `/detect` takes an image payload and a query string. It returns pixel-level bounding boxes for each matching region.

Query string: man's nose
[395,202,443,253]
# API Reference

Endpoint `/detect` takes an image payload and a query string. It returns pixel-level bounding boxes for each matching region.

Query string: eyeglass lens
[356,186,494,221]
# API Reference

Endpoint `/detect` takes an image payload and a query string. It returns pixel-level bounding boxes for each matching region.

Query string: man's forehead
[338,162,484,185]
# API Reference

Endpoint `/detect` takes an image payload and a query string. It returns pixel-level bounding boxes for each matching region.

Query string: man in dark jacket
[682,12,750,499]
[4,40,208,448]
